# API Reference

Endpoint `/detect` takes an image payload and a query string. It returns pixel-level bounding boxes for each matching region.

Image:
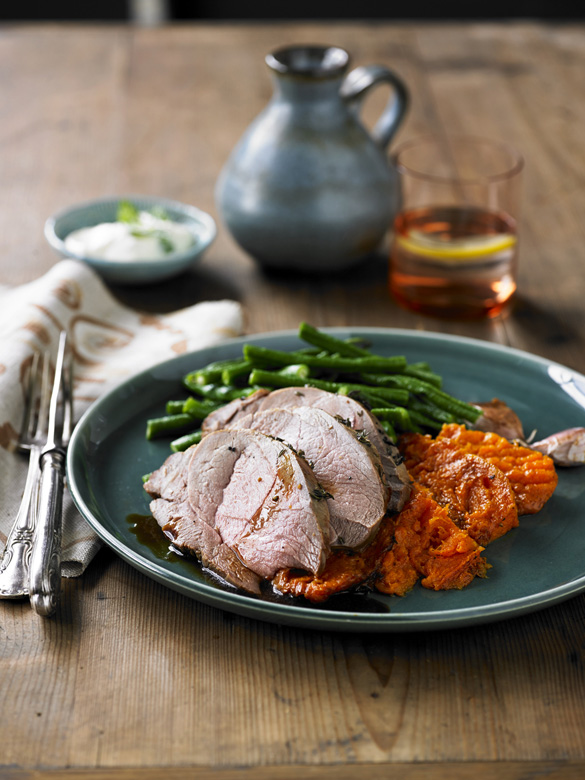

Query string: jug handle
[340,65,409,150]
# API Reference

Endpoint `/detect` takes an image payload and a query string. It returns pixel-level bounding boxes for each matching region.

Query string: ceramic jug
[215,44,409,272]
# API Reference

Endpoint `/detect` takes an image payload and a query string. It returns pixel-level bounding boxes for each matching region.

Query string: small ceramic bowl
[44,195,217,285]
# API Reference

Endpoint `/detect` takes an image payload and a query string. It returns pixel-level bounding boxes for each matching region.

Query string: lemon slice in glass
[396,230,517,262]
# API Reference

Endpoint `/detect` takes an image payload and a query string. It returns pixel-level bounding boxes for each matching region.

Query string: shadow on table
[106,262,244,314]
[106,250,390,314]
[508,294,583,352]
[257,251,389,290]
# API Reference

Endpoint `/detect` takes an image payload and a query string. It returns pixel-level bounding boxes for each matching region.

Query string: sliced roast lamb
[202,386,411,512]
[200,388,270,434]
[229,406,389,549]
[144,429,331,587]
[149,496,263,594]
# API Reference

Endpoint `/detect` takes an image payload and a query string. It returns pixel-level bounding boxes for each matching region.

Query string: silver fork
[0,350,51,598]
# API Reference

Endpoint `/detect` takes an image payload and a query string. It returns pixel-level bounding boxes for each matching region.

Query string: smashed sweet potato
[274,483,490,602]
[273,512,396,603]
[400,433,518,547]
[376,484,490,596]
[399,433,519,546]
[437,424,558,515]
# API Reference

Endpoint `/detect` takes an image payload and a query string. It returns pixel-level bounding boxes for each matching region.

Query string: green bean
[358,363,442,388]
[334,384,409,405]
[248,369,316,390]
[408,397,457,425]
[183,396,221,419]
[363,373,480,422]
[298,321,370,357]
[183,379,259,402]
[187,358,243,386]
[417,385,481,422]
[408,408,443,431]
[170,430,203,452]
[410,361,432,371]
[248,369,409,404]
[370,406,417,430]
[146,413,194,440]
[379,420,397,442]
[276,364,311,381]
[400,365,443,387]
[244,344,407,373]
[345,336,373,350]
[221,360,253,385]
[362,368,442,389]
[166,400,187,415]
[337,387,394,410]
[185,359,256,389]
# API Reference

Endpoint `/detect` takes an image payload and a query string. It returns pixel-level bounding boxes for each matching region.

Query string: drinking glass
[389,134,524,319]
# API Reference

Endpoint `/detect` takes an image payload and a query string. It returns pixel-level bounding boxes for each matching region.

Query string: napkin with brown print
[0,259,243,576]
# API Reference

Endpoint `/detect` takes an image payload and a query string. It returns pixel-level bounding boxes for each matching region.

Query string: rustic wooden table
[1,21,585,780]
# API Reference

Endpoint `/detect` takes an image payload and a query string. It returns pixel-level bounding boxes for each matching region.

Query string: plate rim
[66,326,585,632]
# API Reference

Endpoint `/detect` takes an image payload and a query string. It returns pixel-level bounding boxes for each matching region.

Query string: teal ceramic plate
[67,329,585,632]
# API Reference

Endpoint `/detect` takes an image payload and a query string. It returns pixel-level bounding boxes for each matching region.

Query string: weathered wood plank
[4,760,585,780]
[3,551,585,769]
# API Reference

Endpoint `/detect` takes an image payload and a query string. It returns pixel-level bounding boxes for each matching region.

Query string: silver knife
[28,331,73,617]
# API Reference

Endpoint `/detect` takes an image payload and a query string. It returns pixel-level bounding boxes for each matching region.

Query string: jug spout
[266,44,350,79]
[266,45,351,108]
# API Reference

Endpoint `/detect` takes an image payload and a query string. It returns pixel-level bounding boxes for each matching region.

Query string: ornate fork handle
[28,449,65,617]
[0,446,41,598]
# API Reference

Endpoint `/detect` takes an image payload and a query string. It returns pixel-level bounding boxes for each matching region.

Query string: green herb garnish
[158,234,174,254]
[130,229,175,254]
[150,205,170,220]
[310,487,334,501]
[117,200,140,223]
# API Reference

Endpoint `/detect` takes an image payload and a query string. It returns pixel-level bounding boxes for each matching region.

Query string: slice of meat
[149,497,262,594]
[202,385,411,513]
[201,388,270,434]
[143,451,188,502]
[399,433,519,546]
[230,406,389,549]
[472,398,525,440]
[273,514,396,603]
[145,429,331,582]
[437,423,558,515]
[376,484,490,596]
[254,387,412,513]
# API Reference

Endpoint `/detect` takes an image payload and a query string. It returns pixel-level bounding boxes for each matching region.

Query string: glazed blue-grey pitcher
[215,44,409,272]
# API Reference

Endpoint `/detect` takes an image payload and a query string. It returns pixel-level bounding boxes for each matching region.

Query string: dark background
[1,0,583,20]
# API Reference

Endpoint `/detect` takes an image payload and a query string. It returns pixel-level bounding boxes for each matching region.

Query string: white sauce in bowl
[64,211,196,262]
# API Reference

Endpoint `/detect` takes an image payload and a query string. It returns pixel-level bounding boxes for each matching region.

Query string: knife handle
[28,449,65,617]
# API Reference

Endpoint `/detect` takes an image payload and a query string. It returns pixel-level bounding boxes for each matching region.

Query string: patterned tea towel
[0,259,243,576]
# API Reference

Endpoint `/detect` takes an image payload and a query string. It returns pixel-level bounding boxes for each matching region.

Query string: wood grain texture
[0,21,584,778]
[3,762,585,780]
